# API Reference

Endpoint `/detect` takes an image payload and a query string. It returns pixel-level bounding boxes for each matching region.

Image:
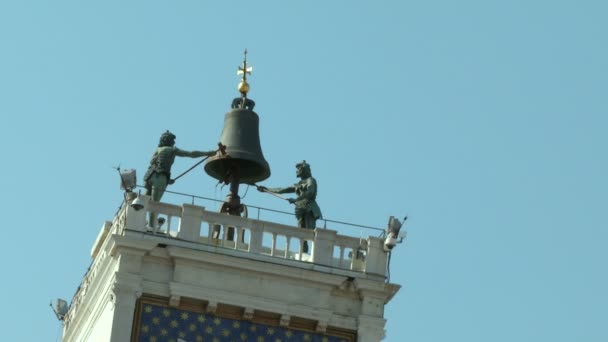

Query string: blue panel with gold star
[136,302,351,342]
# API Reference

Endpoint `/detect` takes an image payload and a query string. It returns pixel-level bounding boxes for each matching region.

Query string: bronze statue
[144,130,218,202]
[258,160,322,253]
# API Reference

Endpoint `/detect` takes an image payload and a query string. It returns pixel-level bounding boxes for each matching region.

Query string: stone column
[248,221,264,254]
[109,277,142,342]
[124,195,150,232]
[357,315,387,342]
[364,237,388,277]
[312,228,338,266]
[178,204,204,242]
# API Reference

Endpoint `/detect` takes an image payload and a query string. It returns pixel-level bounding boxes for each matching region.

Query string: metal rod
[171,155,212,182]
[263,190,289,201]
[250,183,289,201]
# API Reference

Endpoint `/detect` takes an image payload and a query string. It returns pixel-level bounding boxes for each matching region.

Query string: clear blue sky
[1,1,606,341]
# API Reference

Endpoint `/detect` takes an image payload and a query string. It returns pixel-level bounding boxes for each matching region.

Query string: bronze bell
[204,99,271,185]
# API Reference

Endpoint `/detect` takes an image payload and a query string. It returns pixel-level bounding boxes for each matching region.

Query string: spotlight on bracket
[119,168,137,192]
[384,216,407,252]
[50,298,68,321]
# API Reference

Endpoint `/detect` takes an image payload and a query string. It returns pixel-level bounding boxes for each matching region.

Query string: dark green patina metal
[144,130,218,202]
[257,161,323,253]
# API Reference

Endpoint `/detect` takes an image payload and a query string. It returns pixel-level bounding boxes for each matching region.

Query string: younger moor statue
[258,160,322,253]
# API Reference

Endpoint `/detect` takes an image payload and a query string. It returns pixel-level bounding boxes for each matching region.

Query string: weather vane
[237,49,253,97]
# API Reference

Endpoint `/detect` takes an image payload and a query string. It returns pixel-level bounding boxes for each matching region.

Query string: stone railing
[116,195,388,277]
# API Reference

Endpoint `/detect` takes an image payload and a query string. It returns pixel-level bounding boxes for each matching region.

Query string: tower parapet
[62,196,400,341]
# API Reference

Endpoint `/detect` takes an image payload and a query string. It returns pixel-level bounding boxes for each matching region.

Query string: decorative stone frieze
[279,314,291,327]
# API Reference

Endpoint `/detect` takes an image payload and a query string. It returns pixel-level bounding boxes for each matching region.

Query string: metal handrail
[135,185,385,233]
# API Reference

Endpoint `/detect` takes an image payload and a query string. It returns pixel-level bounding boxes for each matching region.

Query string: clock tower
[60,53,402,342]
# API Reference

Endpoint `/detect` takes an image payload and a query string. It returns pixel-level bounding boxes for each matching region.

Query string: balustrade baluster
[271,233,277,257]
[222,225,228,246]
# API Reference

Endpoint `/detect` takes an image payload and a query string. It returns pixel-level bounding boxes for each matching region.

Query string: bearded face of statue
[159,131,176,147]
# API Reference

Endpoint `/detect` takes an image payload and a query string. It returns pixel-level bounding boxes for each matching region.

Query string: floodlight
[119,169,137,191]
[383,216,406,252]
[50,298,68,320]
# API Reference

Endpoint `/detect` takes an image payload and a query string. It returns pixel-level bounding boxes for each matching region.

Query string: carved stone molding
[243,307,255,320]
[206,301,218,314]
[279,314,291,327]
[169,295,181,307]
[316,320,328,333]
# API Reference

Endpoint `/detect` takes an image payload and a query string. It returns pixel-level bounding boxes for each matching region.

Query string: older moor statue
[144,130,217,202]
[258,160,322,253]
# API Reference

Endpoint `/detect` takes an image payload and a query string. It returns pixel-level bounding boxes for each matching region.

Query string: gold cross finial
[237,49,253,79]
[237,49,252,96]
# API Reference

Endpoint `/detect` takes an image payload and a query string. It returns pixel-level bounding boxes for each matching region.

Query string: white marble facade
[62,196,400,342]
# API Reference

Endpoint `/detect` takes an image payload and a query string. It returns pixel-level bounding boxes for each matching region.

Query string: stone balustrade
[64,195,393,337]
[109,195,388,276]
